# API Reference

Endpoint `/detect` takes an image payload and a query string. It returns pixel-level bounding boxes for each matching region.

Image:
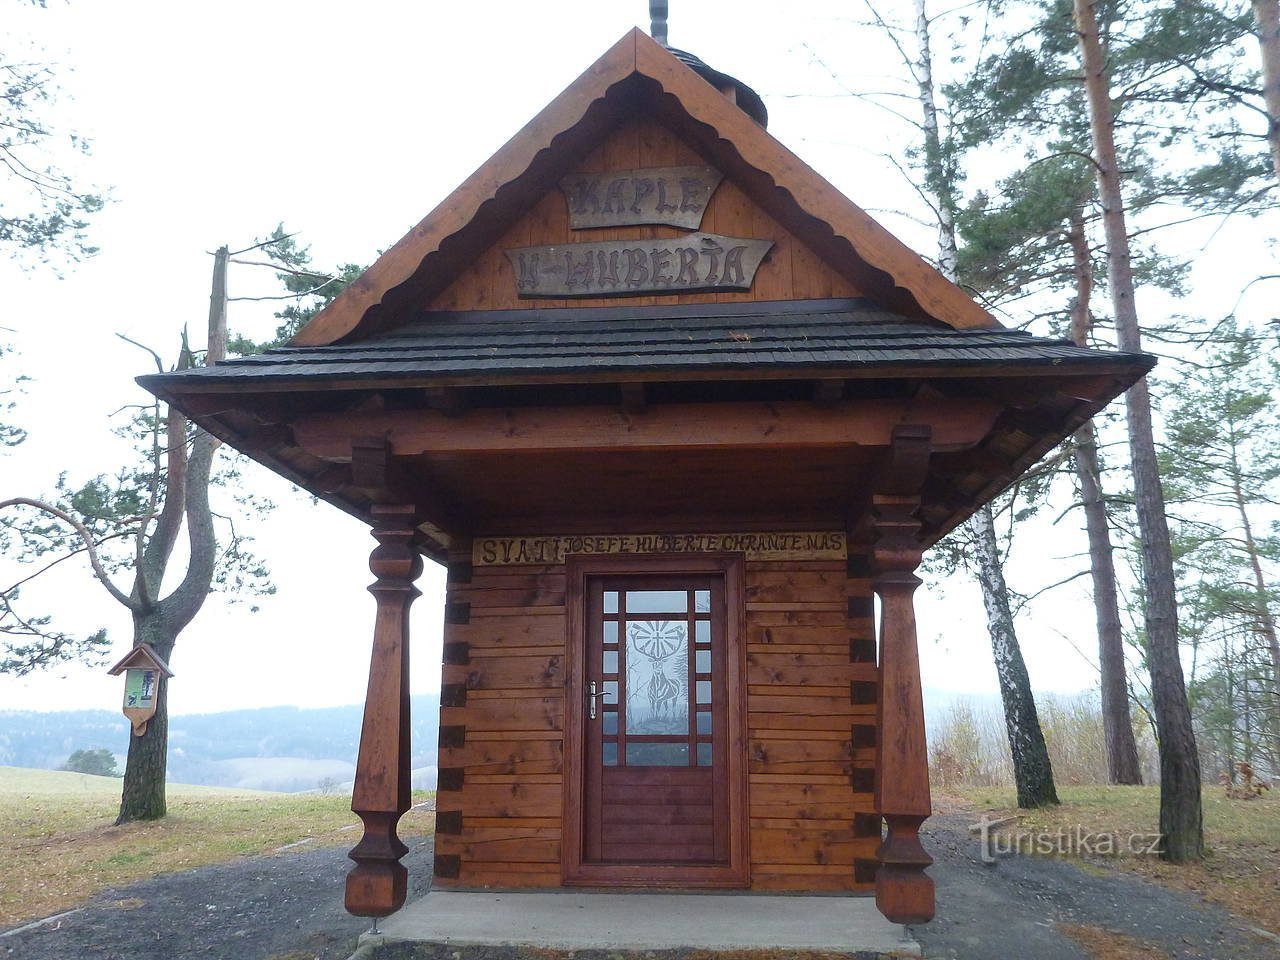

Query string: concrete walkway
[366,891,921,956]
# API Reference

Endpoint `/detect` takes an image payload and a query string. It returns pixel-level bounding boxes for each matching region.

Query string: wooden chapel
[141,27,1153,928]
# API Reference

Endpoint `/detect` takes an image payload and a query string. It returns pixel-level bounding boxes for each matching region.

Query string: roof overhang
[142,300,1152,560]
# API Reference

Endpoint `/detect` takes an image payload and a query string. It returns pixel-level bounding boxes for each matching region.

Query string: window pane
[603,650,618,674]
[695,620,710,644]
[602,680,618,704]
[603,741,618,766]
[696,710,712,735]
[603,621,618,645]
[696,680,712,705]
[626,590,688,613]
[625,620,689,734]
[695,649,711,674]
[604,591,619,614]
[696,742,712,766]
[695,590,711,613]
[603,712,618,735]
[626,741,689,766]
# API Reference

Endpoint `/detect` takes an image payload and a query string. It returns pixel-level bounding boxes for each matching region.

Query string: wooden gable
[292,29,996,347]
[428,117,864,313]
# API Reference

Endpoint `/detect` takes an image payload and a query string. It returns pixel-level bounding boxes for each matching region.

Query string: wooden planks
[426,118,864,312]
[433,562,567,889]
[435,551,880,894]
[742,557,878,892]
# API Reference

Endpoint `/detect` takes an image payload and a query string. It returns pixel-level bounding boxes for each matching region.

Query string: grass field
[0,765,434,928]
[954,784,1280,937]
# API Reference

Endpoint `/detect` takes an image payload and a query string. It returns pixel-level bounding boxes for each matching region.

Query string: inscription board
[559,165,723,230]
[505,233,774,299]
[474,531,847,566]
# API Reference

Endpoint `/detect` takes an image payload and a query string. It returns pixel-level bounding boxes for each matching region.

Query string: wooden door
[583,572,729,869]
[565,554,749,886]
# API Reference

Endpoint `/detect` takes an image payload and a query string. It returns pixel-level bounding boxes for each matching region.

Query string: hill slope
[0,694,441,792]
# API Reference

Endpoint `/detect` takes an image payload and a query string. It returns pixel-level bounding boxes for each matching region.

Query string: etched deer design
[628,620,688,730]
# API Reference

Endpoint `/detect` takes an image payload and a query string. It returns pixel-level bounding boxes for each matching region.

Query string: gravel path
[0,834,434,960]
[3,814,1275,960]
[915,810,1277,959]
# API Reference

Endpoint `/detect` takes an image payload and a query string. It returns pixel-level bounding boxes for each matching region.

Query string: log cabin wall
[426,119,864,313]
[432,544,879,893]
[745,555,879,892]
[434,556,568,889]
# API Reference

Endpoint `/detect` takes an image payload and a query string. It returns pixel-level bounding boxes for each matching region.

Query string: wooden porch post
[346,504,422,917]
[871,425,935,925]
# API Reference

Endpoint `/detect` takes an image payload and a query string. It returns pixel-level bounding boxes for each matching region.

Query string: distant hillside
[0,765,275,796]
[0,694,440,793]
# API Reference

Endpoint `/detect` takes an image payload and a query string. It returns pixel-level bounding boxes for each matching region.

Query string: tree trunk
[1074,0,1203,861]
[972,505,1060,807]
[913,0,957,280]
[117,616,177,822]
[1066,211,1142,785]
[116,248,227,825]
[1231,470,1280,728]
[1254,0,1280,183]
[911,0,1058,807]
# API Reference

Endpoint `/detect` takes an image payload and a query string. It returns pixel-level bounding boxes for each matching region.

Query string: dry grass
[957,784,1280,937]
[1056,922,1168,960]
[0,765,434,927]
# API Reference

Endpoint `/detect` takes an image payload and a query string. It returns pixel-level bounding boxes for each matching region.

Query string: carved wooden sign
[559,165,723,229]
[505,233,774,299]
[474,531,846,566]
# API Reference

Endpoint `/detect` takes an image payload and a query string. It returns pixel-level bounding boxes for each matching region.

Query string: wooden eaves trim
[138,359,1152,397]
[291,29,997,348]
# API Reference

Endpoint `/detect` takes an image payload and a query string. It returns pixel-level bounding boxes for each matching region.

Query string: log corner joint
[345,503,423,917]
[871,423,935,925]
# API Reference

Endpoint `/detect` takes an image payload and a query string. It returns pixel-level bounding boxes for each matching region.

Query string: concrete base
[366,891,921,957]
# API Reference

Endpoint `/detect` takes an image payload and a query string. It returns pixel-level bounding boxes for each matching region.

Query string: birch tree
[908,0,1061,807]
[957,156,1146,785]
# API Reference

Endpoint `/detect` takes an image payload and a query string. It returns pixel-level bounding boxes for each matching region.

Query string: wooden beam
[425,386,466,417]
[812,379,844,406]
[346,505,421,917]
[619,382,647,415]
[293,398,1000,460]
[346,393,387,414]
[870,424,935,925]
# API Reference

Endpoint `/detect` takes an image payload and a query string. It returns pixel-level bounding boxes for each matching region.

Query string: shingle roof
[144,298,1151,389]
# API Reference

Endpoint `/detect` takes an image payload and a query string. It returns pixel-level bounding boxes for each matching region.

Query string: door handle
[588,680,598,720]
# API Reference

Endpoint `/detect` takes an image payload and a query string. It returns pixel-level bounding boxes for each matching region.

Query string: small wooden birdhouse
[107,644,174,737]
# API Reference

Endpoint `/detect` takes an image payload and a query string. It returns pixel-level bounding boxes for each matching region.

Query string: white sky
[2,1,1273,718]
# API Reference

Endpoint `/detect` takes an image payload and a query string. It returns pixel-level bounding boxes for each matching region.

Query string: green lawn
[0,766,434,927]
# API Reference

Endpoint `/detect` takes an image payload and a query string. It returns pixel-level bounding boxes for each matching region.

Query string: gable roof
[291,29,997,348]
[164,299,1146,389]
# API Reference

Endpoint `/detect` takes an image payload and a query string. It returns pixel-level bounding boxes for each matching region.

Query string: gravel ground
[0,833,434,960]
[914,810,1277,959]
[3,814,1275,960]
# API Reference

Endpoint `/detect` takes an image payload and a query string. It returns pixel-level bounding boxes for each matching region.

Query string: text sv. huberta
[506,234,774,298]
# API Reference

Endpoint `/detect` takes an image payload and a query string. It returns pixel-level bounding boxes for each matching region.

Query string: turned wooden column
[871,425,935,925]
[346,504,422,917]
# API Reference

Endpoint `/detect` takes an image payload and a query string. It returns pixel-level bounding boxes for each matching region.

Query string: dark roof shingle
[142,298,1151,389]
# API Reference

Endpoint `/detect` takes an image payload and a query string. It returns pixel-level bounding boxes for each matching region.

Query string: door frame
[562,552,750,887]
